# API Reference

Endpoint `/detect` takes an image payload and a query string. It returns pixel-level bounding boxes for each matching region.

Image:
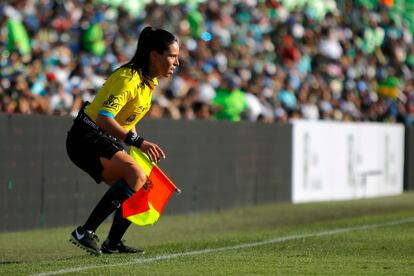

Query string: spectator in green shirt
[212,75,248,122]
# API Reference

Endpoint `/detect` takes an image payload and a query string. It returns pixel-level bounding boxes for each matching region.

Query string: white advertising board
[292,120,404,203]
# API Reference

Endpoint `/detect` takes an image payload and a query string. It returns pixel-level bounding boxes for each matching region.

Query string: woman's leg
[82,151,146,232]
[101,151,147,252]
[70,150,147,255]
[101,208,144,254]
[100,150,147,191]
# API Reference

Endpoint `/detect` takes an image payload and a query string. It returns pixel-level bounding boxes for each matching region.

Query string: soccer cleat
[69,226,102,256]
[101,239,144,254]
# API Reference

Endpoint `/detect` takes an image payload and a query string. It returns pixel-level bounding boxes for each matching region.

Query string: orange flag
[122,147,181,226]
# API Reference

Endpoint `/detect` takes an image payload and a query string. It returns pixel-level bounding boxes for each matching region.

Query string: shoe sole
[101,244,145,254]
[101,249,145,254]
[69,234,102,256]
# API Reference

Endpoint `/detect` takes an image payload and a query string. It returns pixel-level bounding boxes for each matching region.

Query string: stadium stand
[0,0,413,124]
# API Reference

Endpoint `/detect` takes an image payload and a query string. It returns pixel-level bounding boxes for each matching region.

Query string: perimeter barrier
[0,114,292,231]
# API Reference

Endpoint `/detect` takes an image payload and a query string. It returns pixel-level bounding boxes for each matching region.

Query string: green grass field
[2,192,414,275]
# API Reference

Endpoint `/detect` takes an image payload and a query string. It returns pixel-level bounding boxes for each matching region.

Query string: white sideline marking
[34,217,414,276]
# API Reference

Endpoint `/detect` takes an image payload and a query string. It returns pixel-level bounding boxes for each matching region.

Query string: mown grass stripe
[33,216,414,276]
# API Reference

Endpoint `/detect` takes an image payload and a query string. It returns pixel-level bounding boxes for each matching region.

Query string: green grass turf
[1,192,414,275]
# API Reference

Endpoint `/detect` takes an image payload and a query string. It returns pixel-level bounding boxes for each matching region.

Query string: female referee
[66,26,179,255]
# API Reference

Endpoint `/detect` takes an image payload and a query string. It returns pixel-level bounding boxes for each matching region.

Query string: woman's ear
[149,50,159,62]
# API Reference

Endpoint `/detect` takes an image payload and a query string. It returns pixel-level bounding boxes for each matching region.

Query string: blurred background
[1,0,414,232]
[1,0,413,124]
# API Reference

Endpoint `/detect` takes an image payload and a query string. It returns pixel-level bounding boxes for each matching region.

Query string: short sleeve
[98,77,135,118]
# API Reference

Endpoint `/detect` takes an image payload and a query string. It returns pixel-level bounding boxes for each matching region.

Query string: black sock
[83,179,134,232]
[106,208,132,245]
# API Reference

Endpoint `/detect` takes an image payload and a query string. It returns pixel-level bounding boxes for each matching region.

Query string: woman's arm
[96,114,128,140]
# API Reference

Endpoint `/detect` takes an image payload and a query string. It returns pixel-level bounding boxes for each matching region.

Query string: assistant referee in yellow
[66,26,180,255]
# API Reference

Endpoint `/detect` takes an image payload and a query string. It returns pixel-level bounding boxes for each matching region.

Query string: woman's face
[151,41,180,78]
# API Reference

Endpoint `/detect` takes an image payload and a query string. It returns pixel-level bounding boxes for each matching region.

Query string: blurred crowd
[0,0,413,124]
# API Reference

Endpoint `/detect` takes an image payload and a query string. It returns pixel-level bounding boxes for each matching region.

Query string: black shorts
[66,113,125,184]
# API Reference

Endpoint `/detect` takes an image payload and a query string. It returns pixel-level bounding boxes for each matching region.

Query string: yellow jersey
[84,67,157,132]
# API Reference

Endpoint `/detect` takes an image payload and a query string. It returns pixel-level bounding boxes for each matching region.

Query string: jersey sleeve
[98,77,136,118]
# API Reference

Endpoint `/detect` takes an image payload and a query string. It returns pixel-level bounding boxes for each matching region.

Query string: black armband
[125,131,144,148]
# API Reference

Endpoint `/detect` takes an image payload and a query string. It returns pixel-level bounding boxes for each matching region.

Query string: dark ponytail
[123,26,178,78]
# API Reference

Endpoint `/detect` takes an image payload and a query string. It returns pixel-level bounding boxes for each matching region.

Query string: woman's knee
[127,166,147,192]
[100,151,147,190]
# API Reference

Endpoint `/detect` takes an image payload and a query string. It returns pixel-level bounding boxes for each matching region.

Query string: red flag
[122,147,180,226]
